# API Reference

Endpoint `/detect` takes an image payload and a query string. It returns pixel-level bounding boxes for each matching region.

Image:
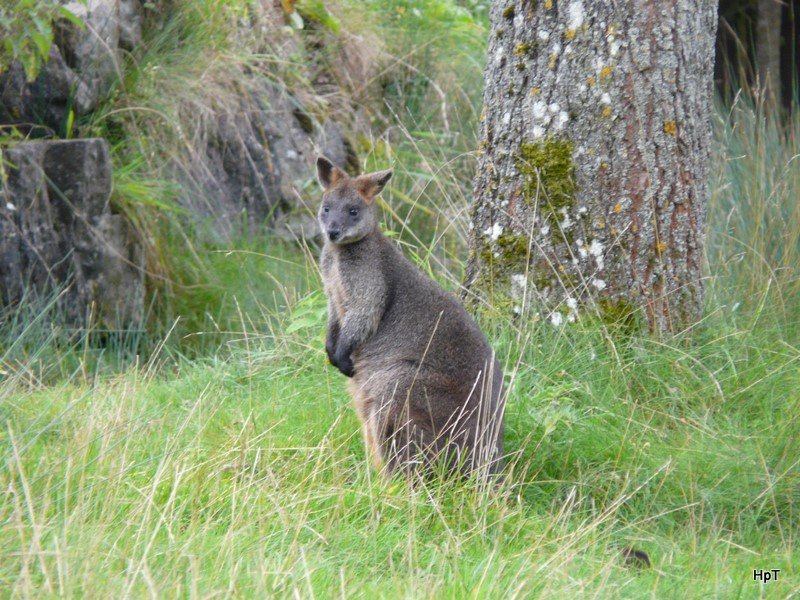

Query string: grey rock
[61,0,123,110]
[176,81,355,241]
[317,120,359,175]
[273,212,321,244]
[176,107,285,240]
[0,45,94,135]
[0,0,356,244]
[0,138,145,329]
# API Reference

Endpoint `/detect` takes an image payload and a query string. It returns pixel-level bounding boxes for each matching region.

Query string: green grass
[1,300,797,596]
[1,0,799,596]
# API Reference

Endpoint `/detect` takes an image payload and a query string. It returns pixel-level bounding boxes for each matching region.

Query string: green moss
[516,137,577,241]
[477,233,530,273]
[502,5,515,19]
[531,273,555,291]
[465,264,517,321]
[478,242,494,266]
[597,297,641,333]
[517,138,576,211]
[496,233,530,267]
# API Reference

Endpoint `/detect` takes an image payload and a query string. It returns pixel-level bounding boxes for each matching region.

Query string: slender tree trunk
[464,0,718,332]
[756,0,782,102]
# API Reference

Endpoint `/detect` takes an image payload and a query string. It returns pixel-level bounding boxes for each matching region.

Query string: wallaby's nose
[328,229,341,242]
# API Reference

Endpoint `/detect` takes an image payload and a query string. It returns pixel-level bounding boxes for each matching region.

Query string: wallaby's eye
[349,208,359,217]
[323,205,330,213]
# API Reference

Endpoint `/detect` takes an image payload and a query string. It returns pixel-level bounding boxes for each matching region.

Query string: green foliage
[296,0,341,33]
[0,0,83,81]
[362,0,485,122]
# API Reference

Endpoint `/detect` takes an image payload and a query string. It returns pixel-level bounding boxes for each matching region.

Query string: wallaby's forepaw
[337,354,355,377]
[333,345,355,377]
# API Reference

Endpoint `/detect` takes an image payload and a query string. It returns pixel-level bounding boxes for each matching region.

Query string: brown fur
[316,156,505,479]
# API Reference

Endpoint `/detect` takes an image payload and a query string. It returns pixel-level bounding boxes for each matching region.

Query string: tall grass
[708,94,800,328]
[1,279,797,596]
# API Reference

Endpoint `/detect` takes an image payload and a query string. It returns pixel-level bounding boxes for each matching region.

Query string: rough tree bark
[464,1,718,332]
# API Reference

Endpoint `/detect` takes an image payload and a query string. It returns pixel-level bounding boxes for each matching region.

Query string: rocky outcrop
[0,45,92,136]
[0,139,144,329]
[181,81,354,240]
[1,1,354,241]
[0,1,357,327]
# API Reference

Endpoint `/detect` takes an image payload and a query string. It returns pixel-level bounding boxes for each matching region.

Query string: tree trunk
[755,0,782,102]
[464,0,718,332]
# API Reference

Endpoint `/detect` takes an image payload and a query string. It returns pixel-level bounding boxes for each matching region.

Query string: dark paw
[334,348,355,377]
[337,354,355,378]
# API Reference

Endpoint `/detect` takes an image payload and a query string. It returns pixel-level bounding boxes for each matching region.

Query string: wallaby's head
[316,156,392,246]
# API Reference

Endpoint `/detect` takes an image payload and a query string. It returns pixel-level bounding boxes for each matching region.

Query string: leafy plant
[0,0,83,81]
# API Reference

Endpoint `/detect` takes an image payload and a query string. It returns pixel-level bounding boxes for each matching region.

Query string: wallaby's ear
[317,156,347,190]
[355,169,393,202]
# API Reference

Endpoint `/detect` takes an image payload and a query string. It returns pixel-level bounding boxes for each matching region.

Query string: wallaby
[316,156,505,478]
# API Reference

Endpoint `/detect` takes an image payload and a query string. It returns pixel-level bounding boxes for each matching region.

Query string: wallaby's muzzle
[328,229,341,242]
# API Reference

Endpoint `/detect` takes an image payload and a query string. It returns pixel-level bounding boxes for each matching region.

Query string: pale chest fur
[324,255,348,321]
[321,241,385,326]
[325,261,348,321]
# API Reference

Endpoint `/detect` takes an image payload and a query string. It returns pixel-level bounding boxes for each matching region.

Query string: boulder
[60,0,132,105]
[117,0,144,50]
[0,138,144,329]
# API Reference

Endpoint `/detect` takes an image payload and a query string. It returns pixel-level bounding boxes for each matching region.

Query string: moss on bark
[516,138,576,225]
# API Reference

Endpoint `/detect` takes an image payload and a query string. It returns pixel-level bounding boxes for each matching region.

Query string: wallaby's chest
[322,249,366,321]
[325,258,348,321]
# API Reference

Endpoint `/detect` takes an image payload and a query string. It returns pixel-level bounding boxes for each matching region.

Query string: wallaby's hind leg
[381,385,504,479]
[361,420,383,470]
[380,418,478,478]
[381,420,435,476]
[351,371,503,478]
[348,381,384,470]
[350,378,429,475]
